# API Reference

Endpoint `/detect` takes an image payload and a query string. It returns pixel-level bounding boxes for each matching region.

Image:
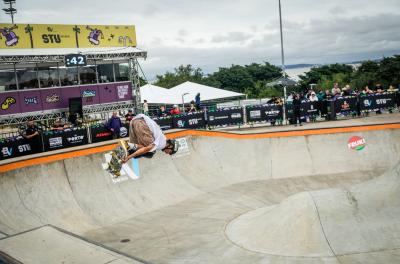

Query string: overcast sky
[8,0,400,79]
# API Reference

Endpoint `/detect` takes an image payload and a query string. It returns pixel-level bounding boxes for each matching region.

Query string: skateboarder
[122,114,178,162]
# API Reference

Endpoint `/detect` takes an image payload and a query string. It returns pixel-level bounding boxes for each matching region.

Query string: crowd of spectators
[16,84,399,142]
[287,83,400,103]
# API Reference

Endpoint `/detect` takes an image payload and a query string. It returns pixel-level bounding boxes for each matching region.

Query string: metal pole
[94,60,99,83]
[279,0,288,124]
[182,95,185,113]
[279,0,285,78]
[13,63,19,90]
[36,63,41,88]
[76,65,80,84]
[112,60,116,82]
[57,62,61,87]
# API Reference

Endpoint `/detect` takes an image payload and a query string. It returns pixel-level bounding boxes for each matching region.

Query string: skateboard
[102,140,139,181]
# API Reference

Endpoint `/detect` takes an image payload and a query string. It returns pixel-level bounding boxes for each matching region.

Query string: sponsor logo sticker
[45,94,60,103]
[49,137,63,148]
[231,113,242,119]
[348,136,366,151]
[1,146,12,157]
[82,90,96,98]
[67,134,85,144]
[117,85,129,99]
[250,110,261,118]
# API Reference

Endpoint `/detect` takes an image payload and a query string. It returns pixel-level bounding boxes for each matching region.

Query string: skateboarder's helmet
[164,139,179,155]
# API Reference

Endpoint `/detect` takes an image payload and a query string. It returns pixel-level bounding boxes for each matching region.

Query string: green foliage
[151,55,400,99]
[153,64,203,88]
[205,65,254,93]
[139,76,148,85]
[204,62,282,94]
[245,81,283,99]
[299,57,400,92]
[299,64,354,90]
[377,55,400,86]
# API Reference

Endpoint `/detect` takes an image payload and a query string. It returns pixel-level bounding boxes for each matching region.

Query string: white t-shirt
[133,114,166,152]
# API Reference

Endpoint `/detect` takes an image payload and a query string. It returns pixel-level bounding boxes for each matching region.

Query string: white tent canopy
[140,81,244,105]
[140,84,171,104]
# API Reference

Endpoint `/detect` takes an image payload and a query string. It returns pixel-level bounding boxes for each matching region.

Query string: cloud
[142,12,400,79]
[211,32,253,44]
[9,0,400,80]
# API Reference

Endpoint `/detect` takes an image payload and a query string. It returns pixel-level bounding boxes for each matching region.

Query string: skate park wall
[0,125,399,236]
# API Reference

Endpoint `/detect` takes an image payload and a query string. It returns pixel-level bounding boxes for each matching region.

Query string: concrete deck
[0,115,400,263]
[0,226,144,264]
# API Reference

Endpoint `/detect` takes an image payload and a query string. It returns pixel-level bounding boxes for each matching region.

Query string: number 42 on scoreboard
[65,54,87,67]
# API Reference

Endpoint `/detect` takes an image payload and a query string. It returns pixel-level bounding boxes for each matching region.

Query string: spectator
[68,113,80,126]
[375,85,384,94]
[267,96,277,104]
[24,120,39,139]
[325,89,333,100]
[306,90,313,100]
[317,90,325,101]
[292,93,302,126]
[143,100,149,115]
[331,83,341,96]
[195,93,201,110]
[170,105,181,115]
[342,85,353,96]
[52,118,66,131]
[24,120,41,151]
[309,92,318,102]
[388,85,398,92]
[187,101,197,113]
[107,112,122,139]
[125,109,135,123]
[157,105,169,117]
[275,97,284,125]
[361,85,374,95]
[375,83,383,92]
[286,93,294,102]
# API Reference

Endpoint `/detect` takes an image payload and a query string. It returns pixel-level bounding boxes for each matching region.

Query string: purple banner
[0,91,20,115]
[99,83,118,103]
[40,88,63,110]
[18,90,43,113]
[0,82,132,116]
[60,86,82,108]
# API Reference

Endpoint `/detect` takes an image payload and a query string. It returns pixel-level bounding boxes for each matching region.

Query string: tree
[73,25,81,48]
[377,55,400,86]
[245,62,282,82]
[298,64,354,90]
[153,64,204,88]
[206,65,254,93]
[24,24,34,49]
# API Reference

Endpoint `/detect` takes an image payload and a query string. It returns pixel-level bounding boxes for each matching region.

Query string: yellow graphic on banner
[0,24,136,49]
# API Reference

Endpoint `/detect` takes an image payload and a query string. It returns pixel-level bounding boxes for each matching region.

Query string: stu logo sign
[42,34,61,44]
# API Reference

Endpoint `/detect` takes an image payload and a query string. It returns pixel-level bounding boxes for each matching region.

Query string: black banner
[42,127,88,151]
[0,136,42,160]
[172,112,206,129]
[207,108,244,127]
[90,125,114,143]
[153,116,173,130]
[286,101,322,119]
[332,96,358,116]
[246,104,283,123]
[359,93,396,111]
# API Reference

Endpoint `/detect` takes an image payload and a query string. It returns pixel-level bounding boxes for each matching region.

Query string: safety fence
[0,92,398,161]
